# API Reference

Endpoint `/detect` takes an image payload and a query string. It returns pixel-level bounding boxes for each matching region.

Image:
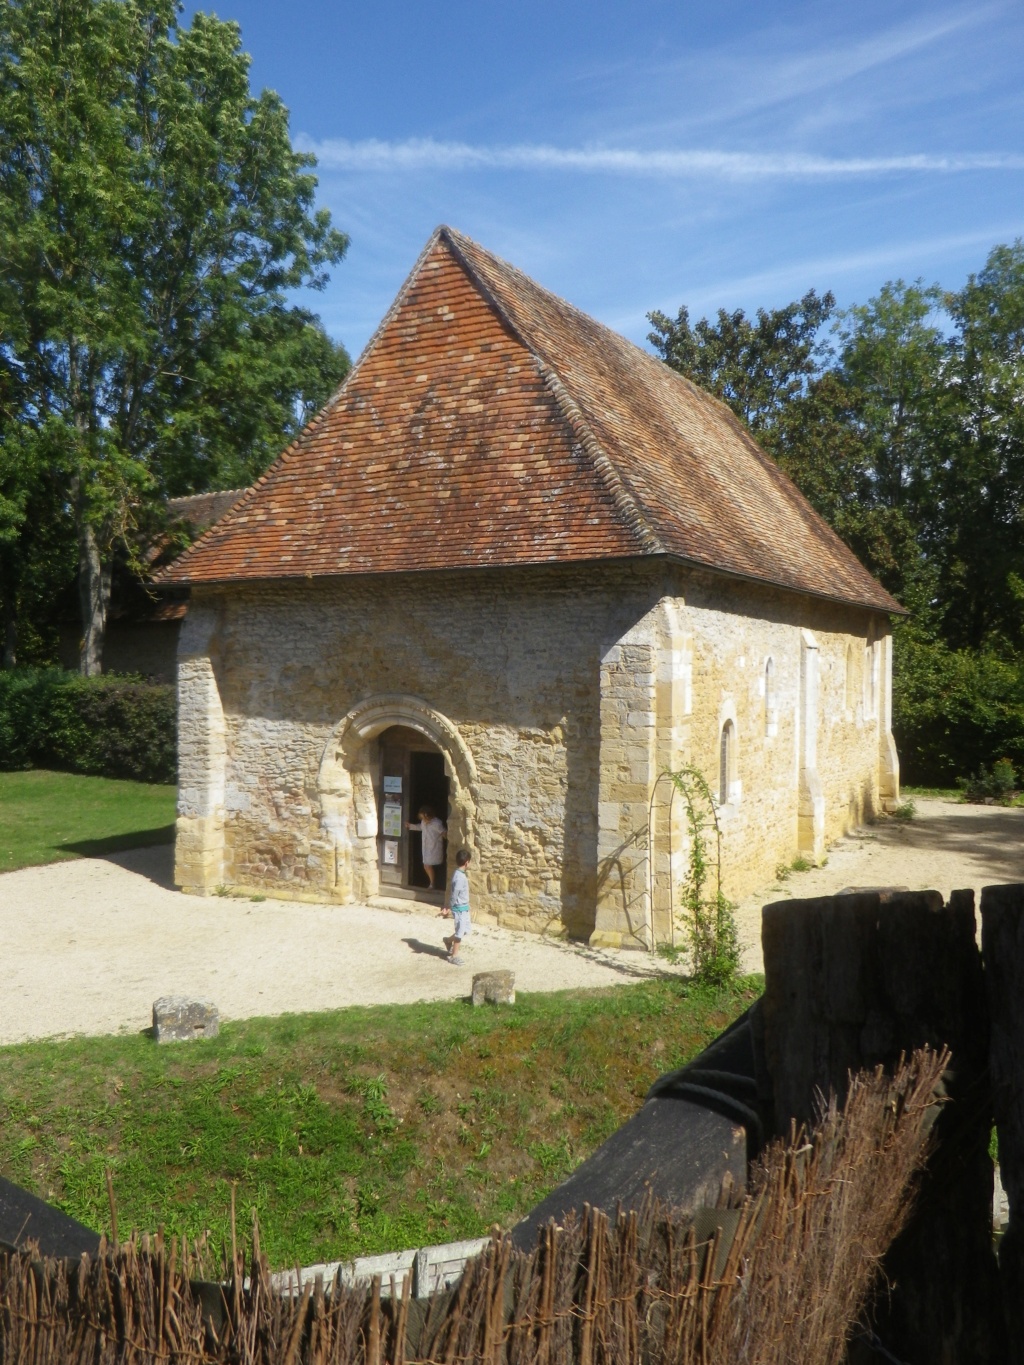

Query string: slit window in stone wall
[863,636,876,719]
[845,643,856,714]
[764,658,777,737]
[719,721,735,804]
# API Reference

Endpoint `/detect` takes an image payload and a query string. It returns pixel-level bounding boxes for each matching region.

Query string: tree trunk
[77,516,111,677]
[2,582,15,669]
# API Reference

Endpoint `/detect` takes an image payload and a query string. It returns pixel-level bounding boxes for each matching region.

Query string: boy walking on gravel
[440,848,472,965]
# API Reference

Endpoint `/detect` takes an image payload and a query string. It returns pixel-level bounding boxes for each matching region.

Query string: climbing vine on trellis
[663,767,740,985]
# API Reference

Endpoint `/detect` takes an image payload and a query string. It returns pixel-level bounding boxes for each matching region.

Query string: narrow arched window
[719,721,734,804]
[864,637,876,718]
[764,658,775,736]
[845,643,855,712]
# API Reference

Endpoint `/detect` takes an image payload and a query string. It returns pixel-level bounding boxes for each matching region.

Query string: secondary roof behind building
[160,226,901,614]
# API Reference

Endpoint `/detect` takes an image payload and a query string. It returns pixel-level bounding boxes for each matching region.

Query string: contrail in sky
[301,137,1024,180]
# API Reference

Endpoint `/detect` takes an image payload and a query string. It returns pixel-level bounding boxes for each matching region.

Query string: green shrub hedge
[892,625,1024,786]
[0,669,176,783]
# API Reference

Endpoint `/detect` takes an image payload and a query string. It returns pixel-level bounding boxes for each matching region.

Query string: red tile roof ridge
[443,227,661,557]
[440,225,904,616]
[165,488,250,529]
[444,227,845,546]
[539,365,663,555]
[673,372,894,595]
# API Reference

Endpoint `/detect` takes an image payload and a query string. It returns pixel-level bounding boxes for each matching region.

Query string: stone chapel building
[160,226,903,949]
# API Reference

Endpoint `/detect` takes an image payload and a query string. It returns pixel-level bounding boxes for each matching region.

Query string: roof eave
[663,552,907,617]
[155,546,905,616]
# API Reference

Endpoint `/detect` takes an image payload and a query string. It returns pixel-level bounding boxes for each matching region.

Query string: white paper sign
[383,775,403,794]
[382,803,403,837]
[383,840,398,865]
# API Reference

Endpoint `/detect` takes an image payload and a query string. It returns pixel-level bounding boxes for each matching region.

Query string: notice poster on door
[382,840,398,865]
[383,775,402,795]
[382,802,403,838]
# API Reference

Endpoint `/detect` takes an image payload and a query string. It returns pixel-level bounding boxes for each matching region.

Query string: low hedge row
[0,669,176,784]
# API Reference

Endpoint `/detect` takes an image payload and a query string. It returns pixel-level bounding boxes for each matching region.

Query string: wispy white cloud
[684,5,999,128]
[303,136,1024,180]
[630,226,1023,330]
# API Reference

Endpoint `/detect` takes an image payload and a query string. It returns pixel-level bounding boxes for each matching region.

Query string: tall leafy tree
[0,0,349,673]
[647,289,835,441]
[941,244,1024,650]
[828,281,946,613]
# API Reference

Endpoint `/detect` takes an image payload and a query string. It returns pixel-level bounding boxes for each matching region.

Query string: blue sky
[185,0,1024,360]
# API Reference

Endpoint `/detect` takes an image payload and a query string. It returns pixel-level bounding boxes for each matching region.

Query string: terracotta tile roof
[160,227,901,614]
[166,489,249,532]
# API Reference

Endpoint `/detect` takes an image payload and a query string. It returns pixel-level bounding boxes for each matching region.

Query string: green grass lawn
[0,769,176,873]
[0,978,760,1270]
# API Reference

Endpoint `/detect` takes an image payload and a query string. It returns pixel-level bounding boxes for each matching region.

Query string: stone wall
[177,563,667,938]
[681,570,894,909]
[174,559,896,944]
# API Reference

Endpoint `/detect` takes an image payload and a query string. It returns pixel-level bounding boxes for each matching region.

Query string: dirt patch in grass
[0,978,759,1269]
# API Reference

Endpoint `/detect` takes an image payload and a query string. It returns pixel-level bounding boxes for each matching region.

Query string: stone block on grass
[153,996,219,1043]
[471,970,515,1007]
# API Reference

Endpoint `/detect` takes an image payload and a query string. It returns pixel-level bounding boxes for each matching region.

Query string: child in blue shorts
[441,848,472,965]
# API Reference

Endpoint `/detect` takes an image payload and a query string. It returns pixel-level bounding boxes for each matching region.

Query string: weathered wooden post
[760,889,1005,1364]
[981,882,1024,1364]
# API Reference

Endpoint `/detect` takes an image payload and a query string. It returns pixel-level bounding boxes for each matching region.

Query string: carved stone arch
[317,693,478,904]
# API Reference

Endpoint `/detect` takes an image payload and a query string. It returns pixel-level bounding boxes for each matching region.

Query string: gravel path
[733,797,1024,971]
[0,847,678,1045]
[2,797,1022,1044]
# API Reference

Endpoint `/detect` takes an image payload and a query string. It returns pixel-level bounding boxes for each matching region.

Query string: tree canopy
[0,0,349,672]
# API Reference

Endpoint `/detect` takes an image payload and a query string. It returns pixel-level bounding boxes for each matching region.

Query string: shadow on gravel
[402,937,450,960]
[83,840,177,890]
[869,806,1024,885]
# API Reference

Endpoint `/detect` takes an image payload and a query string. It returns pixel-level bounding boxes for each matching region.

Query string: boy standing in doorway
[440,848,472,965]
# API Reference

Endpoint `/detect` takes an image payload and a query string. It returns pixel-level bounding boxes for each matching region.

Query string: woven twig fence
[0,1047,946,1365]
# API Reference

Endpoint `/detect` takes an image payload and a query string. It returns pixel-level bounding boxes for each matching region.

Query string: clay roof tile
[159,226,901,615]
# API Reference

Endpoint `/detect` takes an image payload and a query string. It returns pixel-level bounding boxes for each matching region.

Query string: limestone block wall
[175,604,227,894]
[175,558,897,941]
[589,598,690,951]
[680,569,895,905]
[178,563,668,938]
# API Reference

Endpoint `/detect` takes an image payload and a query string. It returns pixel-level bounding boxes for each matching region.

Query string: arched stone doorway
[378,725,449,897]
[317,693,478,905]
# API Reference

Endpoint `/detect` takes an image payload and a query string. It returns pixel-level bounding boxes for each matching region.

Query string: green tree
[647,289,835,440]
[0,0,349,673]
[827,281,946,611]
[941,243,1024,650]
[835,281,945,516]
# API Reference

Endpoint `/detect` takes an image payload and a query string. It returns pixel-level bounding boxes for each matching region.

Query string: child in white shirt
[406,806,447,889]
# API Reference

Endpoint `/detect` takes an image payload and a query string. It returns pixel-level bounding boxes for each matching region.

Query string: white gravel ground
[2,796,1022,1045]
[0,846,679,1045]
[732,796,1024,971]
